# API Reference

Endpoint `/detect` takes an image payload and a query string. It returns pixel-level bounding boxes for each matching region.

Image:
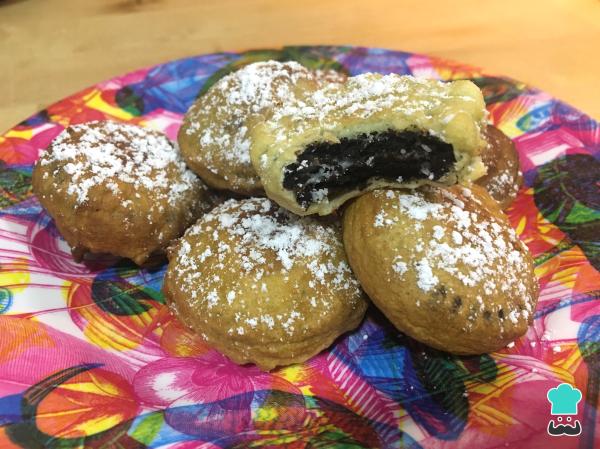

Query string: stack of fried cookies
[33,60,538,371]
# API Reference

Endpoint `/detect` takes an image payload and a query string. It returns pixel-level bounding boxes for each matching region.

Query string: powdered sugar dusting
[392,256,408,275]
[376,187,535,329]
[170,198,362,338]
[263,73,486,146]
[414,259,440,292]
[41,121,199,206]
[477,127,522,206]
[184,61,344,188]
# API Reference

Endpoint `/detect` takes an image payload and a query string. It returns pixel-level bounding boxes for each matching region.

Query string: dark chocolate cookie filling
[283,129,456,208]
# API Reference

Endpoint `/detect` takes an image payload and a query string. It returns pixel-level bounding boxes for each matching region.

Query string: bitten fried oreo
[178,61,345,196]
[475,125,523,209]
[250,73,488,216]
[342,185,538,354]
[164,198,367,370]
[32,121,211,265]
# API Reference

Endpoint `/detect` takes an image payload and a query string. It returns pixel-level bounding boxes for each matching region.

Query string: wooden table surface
[1,0,599,132]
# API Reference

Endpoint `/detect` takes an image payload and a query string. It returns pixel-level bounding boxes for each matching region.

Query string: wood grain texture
[1,0,599,132]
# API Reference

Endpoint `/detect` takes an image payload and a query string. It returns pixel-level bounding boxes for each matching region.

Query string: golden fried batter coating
[32,121,211,265]
[250,73,488,216]
[178,61,345,196]
[342,185,538,354]
[164,197,367,370]
[476,125,523,209]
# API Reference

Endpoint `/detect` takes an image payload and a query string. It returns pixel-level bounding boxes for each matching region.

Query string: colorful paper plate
[0,46,598,449]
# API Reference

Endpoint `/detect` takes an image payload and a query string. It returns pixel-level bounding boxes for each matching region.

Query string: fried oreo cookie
[164,197,367,370]
[32,121,211,265]
[342,184,538,354]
